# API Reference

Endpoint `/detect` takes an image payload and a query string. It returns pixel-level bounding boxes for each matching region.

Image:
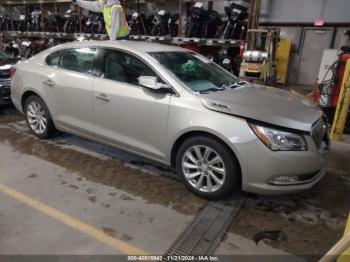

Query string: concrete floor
[0,106,349,259]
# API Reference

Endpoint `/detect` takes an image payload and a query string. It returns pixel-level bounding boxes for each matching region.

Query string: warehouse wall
[260,0,350,24]
[212,0,350,24]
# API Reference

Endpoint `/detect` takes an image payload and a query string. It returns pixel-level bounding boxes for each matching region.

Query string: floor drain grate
[164,193,245,256]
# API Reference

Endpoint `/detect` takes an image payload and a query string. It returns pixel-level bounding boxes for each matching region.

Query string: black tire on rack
[223,22,233,39]
[151,24,161,36]
[185,22,193,37]
[63,21,75,33]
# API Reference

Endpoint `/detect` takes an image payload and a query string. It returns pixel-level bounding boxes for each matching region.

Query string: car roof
[51,40,187,54]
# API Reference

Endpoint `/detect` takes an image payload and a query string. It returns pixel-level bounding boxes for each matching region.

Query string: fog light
[269,175,299,185]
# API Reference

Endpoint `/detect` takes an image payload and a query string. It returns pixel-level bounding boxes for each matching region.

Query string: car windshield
[149,51,238,93]
[0,51,9,59]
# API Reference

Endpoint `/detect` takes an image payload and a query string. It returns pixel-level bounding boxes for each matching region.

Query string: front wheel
[24,95,56,139]
[176,136,240,200]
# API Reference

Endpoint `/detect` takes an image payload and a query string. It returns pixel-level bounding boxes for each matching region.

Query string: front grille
[312,118,326,149]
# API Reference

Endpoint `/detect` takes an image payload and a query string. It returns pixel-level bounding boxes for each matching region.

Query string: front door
[92,48,171,160]
[42,47,97,136]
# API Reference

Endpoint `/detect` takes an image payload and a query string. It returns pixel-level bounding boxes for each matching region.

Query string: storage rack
[0,0,243,48]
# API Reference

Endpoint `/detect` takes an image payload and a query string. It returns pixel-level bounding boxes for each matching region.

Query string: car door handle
[43,79,55,87]
[95,94,111,102]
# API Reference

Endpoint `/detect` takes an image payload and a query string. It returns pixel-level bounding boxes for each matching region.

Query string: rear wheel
[176,136,240,200]
[24,95,56,139]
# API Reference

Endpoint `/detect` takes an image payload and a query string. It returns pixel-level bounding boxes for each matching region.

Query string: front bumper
[244,168,326,195]
[237,134,329,195]
[0,78,12,106]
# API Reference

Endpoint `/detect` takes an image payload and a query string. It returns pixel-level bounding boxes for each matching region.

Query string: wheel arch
[170,130,242,184]
[21,89,42,110]
[21,90,54,126]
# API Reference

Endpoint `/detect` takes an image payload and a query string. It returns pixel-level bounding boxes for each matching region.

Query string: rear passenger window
[46,51,61,67]
[60,48,97,75]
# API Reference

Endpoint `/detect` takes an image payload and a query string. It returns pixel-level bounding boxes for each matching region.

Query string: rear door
[42,47,97,136]
[92,48,172,160]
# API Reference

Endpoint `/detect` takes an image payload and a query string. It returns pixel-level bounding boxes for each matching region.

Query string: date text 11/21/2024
[127,256,220,261]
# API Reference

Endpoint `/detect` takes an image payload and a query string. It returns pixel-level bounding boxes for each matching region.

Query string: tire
[176,136,240,200]
[24,95,56,139]
[151,24,160,36]
[63,21,70,33]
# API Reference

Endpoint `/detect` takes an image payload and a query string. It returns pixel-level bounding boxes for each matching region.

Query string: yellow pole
[331,60,350,141]
[337,213,350,262]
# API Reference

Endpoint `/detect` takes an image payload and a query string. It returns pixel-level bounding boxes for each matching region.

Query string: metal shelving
[1,0,244,48]
[130,35,240,47]
[1,0,71,4]
[3,31,241,47]
[3,31,109,40]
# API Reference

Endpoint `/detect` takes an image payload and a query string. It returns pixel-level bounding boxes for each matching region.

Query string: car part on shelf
[18,39,32,58]
[85,12,105,34]
[168,13,179,37]
[205,10,222,39]
[63,9,80,33]
[221,0,248,40]
[16,12,29,32]
[185,2,208,38]
[43,11,59,33]
[4,40,19,58]
[28,9,42,32]
[151,10,171,36]
[0,9,12,31]
[128,11,146,36]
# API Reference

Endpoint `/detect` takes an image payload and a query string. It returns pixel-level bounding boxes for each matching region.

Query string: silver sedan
[11,41,329,199]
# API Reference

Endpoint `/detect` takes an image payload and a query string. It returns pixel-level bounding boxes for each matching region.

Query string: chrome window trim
[44,46,99,77]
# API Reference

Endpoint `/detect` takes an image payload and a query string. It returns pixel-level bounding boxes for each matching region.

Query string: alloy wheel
[182,145,226,193]
[26,101,47,135]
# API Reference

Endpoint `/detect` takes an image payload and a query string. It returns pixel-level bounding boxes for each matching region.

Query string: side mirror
[138,76,170,91]
[139,76,160,90]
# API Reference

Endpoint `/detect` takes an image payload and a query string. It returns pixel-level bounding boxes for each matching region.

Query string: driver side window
[99,48,162,86]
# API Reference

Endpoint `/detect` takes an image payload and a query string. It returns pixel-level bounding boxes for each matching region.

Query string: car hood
[199,84,323,132]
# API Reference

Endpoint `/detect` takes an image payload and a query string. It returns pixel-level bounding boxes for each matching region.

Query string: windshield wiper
[199,88,225,94]
[222,81,248,89]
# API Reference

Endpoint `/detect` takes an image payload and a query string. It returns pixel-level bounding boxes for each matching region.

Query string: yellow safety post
[331,60,350,141]
[337,213,350,262]
[320,213,350,262]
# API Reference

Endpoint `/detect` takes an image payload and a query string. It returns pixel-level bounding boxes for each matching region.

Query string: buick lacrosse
[11,41,329,199]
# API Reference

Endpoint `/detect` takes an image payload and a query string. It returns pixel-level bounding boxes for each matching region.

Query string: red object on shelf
[184,44,200,53]
[240,40,245,57]
[332,52,350,107]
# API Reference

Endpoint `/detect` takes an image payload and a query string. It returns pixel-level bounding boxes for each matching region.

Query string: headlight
[249,123,307,151]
